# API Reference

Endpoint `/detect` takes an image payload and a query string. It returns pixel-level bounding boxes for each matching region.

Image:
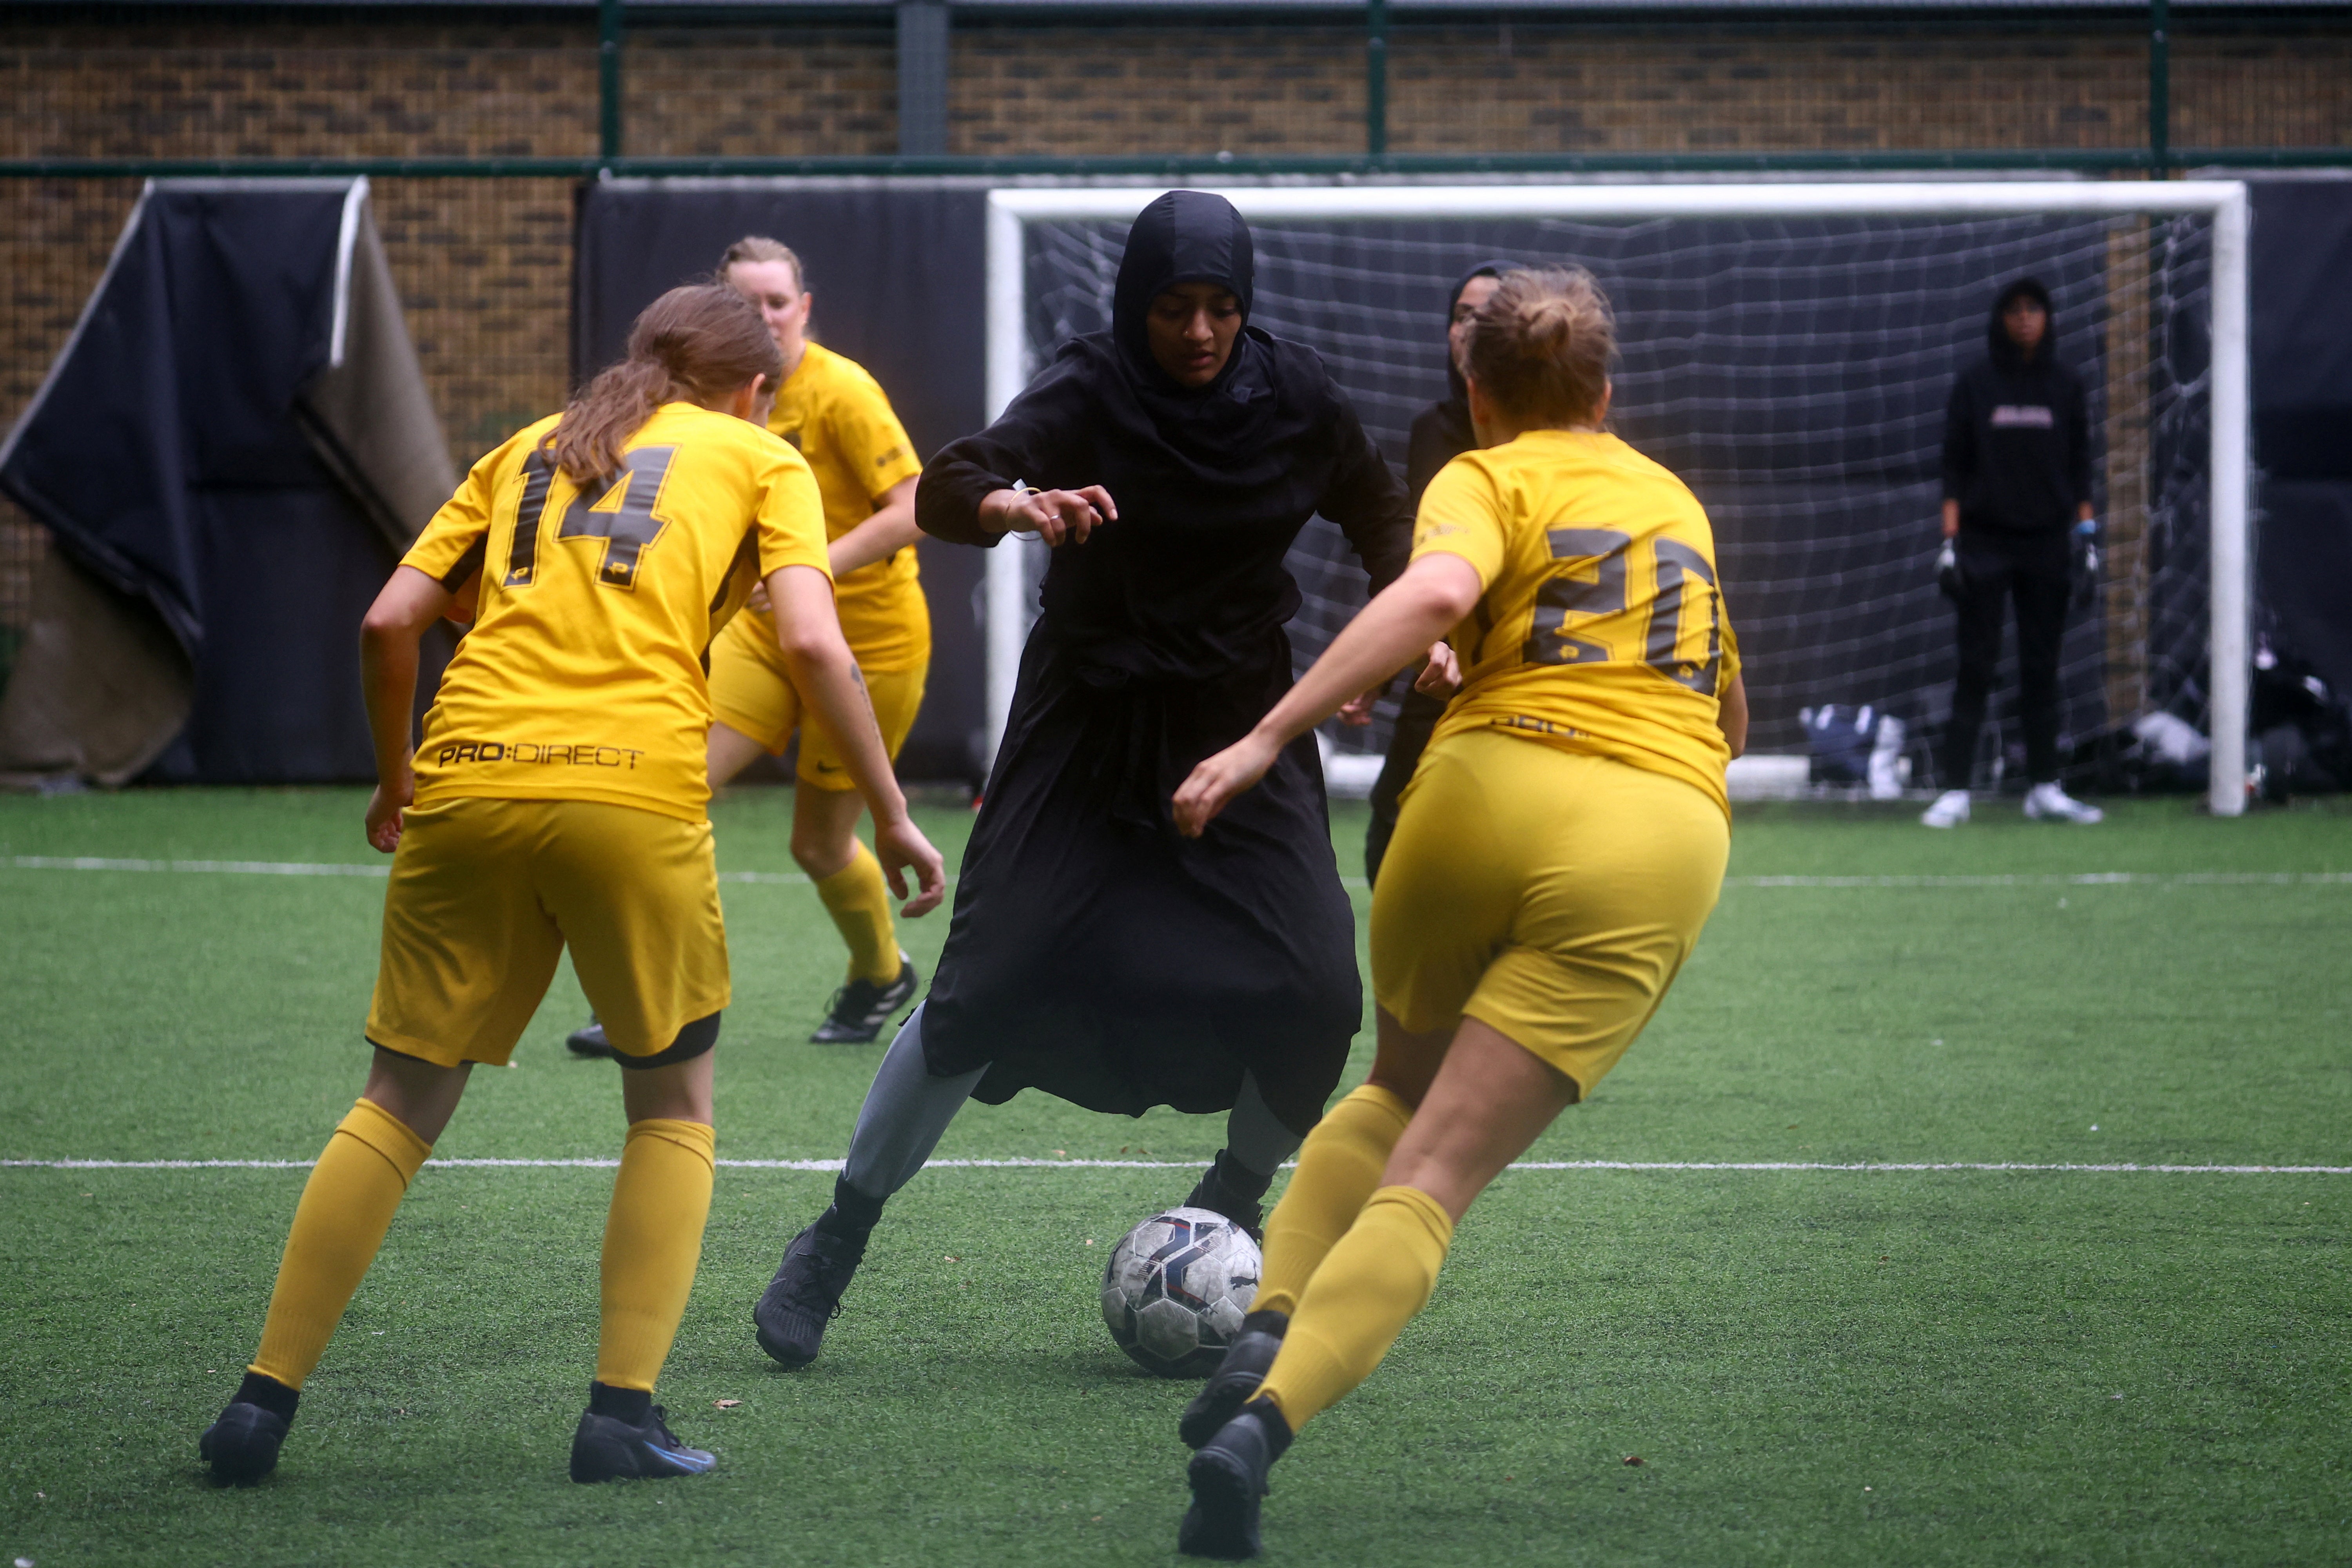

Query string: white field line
[4,855,818,885]
[9,854,2350,891]
[4,1157,2348,1175]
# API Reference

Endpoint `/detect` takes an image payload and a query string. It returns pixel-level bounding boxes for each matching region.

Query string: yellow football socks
[594,1118,717,1394]
[1257,1185,1455,1433]
[249,1097,432,1389]
[814,842,903,985]
[1252,1083,1414,1318]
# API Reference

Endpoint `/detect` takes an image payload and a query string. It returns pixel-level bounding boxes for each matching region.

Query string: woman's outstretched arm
[1174,552,1483,837]
[916,355,1105,548]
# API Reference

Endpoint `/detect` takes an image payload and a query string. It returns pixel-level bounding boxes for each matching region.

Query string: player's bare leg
[572,1044,722,1483]
[1182,1019,1575,1558]
[1181,1008,1442,1447]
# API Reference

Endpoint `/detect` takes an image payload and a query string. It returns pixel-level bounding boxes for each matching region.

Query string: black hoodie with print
[1940,276,2092,536]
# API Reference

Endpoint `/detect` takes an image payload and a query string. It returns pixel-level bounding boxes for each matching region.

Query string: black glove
[2070,523,2099,612]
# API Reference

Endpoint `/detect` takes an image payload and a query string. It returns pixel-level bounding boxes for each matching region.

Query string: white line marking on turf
[1720,871,2352,888]
[10,855,2346,890]
[3,855,821,885]
[5,1157,2348,1175]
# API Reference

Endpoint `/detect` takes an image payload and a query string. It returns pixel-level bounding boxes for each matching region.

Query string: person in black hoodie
[1922,275,2104,827]
[747,191,1419,1372]
[1360,261,1507,885]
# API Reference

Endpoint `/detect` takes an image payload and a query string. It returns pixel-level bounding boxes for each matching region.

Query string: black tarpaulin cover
[0,177,456,785]
[2250,181,2352,698]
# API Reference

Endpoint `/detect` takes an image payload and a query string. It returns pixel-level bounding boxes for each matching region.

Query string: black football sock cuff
[821,1174,887,1238]
[1242,1396,1294,1457]
[1240,1308,1290,1338]
[588,1381,653,1425]
[1206,1149,1276,1205]
[233,1370,300,1422]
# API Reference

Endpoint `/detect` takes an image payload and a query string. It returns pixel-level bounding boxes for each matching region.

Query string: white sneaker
[1920,788,1971,828]
[2024,782,2104,824]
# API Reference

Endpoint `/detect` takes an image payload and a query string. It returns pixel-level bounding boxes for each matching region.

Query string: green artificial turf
[2,787,2348,1566]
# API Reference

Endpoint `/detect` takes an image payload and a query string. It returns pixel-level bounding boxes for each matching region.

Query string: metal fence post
[898,1,951,157]
[2149,0,2170,174]
[1367,0,1388,158]
[599,0,624,165]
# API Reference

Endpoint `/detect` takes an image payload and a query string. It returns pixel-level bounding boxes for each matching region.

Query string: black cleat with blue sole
[569,1402,715,1483]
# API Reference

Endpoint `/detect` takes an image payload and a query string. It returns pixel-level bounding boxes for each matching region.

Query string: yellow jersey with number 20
[1412,428,1742,817]
[399,401,831,824]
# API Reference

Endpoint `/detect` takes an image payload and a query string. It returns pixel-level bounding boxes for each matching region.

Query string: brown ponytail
[1462,266,1615,429]
[547,284,783,485]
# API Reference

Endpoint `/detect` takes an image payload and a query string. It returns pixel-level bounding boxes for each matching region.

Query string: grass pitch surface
[2,788,2347,1566]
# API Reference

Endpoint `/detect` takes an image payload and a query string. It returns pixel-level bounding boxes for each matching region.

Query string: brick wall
[0,17,598,160]
[1387,22,2155,154]
[949,24,1366,156]
[625,24,897,157]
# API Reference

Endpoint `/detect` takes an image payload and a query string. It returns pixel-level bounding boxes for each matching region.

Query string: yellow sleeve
[1410,454,1509,589]
[755,444,833,582]
[401,426,527,589]
[828,370,923,503]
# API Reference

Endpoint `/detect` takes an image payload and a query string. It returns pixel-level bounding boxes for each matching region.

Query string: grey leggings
[839,1003,1303,1201]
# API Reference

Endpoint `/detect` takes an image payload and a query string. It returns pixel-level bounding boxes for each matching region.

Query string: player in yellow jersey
[1165,267,1749,1557]
[569,237,933,1054]
[196,285,946,1489]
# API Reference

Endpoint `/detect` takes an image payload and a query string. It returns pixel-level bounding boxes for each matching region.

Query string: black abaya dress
[913,191,1412,1135]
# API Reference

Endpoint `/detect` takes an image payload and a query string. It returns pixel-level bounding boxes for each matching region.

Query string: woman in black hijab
[1363,261,1509,886]
[749,191,1416,1371]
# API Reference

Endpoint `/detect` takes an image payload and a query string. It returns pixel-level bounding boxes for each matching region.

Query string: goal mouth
[983,181,2251,816]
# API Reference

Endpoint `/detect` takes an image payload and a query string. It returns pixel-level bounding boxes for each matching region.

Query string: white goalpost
[983,181,2252,817]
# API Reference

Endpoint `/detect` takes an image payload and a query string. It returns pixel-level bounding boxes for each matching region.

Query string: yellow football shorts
[1371,728,1730,1101]
[705,609,927,791]
[366,796,731,1068]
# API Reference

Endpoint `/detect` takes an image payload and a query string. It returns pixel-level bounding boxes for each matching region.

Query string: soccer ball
[1100,1206,1261,1378]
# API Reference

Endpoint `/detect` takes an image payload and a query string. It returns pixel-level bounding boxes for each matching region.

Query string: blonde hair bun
[1463,266,1615,428]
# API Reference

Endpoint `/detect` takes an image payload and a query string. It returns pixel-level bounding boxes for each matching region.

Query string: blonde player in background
[196,285,944,1489]
[570,238,933,1053]
[1165,267,1748,1558]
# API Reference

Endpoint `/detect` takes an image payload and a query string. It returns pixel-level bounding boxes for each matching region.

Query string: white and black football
[1100,1205,1261,1378]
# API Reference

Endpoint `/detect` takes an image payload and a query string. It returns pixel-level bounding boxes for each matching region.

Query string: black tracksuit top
[1941,308,2092,536]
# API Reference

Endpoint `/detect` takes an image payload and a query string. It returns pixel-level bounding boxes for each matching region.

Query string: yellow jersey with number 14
[399,401,831,823]
[768,342,929,670]
[1412,428,1742,817]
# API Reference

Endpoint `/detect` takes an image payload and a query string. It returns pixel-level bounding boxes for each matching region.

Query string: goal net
[988,183,2250,814]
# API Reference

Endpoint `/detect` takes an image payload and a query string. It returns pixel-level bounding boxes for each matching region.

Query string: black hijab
[1407,260,1513,504]
[1086,189,1299,477]
[1441,260,1514,405]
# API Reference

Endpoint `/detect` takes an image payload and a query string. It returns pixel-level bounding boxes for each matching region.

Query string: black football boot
[198,1372,298,1485]
[566,1014,616,1060]
[751,1182,881,1367]
[1178,1397,1292,1560]
[568,1383,715,1482]
[809,954,921,1044]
